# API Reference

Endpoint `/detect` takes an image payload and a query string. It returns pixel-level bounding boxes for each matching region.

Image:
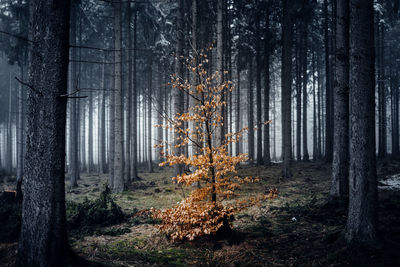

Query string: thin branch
[0,30,34,43]
[15,77,43,96]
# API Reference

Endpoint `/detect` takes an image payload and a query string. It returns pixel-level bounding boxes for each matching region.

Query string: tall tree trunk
[281,0,293,178]
[236,67,241,156]
[69,0,79,187]
[131,8,138,180]
[317,46,322,159]
[174,0,184,176]
[263,9,271,165]
[157,64,164,164]
[125,3,132,183]
[324,0,333,162]
[147,53,154,173]
[330,0,349,201]
[80,97,86,172]
[16,0,70,265]
[88,72,93,172]
[377,12,386,158]
[302,29,309,161]
[391,65,399,157]
[248,56,254,163]
[345,0,378,246]
[216,0,225,146]
[296,31,302,161]
[7,72,12,173]
[16,63,25,194]
[312,45,317,160]
[256,9,263,166]
[113,0,124,192]
[100,60,107,173]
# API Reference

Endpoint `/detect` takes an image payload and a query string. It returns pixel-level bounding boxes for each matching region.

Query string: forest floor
[1,160,400,266]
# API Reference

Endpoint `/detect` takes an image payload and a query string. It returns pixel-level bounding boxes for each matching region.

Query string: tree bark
[174,0,184,176]
[100,59,107,173]
[131,8,138,180]
[302,28,309,161]
[256,9,263,166]
[16,63,25,194]
[125,2,132,183]
[113,0,124,192]
[263,4,271,165]
[147,53,154,173]
[16,0,71,265]
[69,0,79,187]
[345,0,378,246]
[216,0,225,146]
[248,56,254,163]
[330,0,349,201]
[377,10,386,158]
[296,31,302,161]
[282,0,293,178]
[324,0,333,162]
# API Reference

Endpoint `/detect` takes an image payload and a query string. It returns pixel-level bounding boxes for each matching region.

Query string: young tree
[154,53,276,240]
[345,0,378,246]
[16,0,71,265]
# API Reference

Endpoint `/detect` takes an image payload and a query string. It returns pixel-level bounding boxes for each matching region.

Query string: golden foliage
[153,51,276,241]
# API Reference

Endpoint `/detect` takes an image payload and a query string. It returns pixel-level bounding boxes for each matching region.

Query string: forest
[0,0,400,266]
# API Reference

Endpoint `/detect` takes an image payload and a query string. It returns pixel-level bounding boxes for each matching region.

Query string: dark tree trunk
[263,5,271,165]
[324,0,333,162]
[236,67,241,156]
[345,0,378,246]
[69,0,79,187]
[113,0,124,192]
[7,72,12,173]
[174,0,184,176]
[317,46,322,159]
[256,9,263,166]
[302,29,309,161]
[330,0,349,201]
[248,56,254,163]
[377,12,386,158]
[282,0,293,178]
[312,45,317,160]
[88,72,93,172]
[391,65,399,157]
[131,8,138,180]
[100,60,107,173]
[16,63,25,194]
[125,3,132,183]
[296,31,302,161]
[147,53,153,173]
[216,0,225,146]
[16,0,71,265]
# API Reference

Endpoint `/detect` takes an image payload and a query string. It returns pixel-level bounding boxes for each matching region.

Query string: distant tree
[16,0,71,265]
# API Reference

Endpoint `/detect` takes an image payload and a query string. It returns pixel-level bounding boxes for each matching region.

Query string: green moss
[98,240,190,266]
[66,185,126,235]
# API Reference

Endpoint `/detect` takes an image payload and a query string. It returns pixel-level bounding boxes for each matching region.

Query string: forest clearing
[2,161,400,266]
